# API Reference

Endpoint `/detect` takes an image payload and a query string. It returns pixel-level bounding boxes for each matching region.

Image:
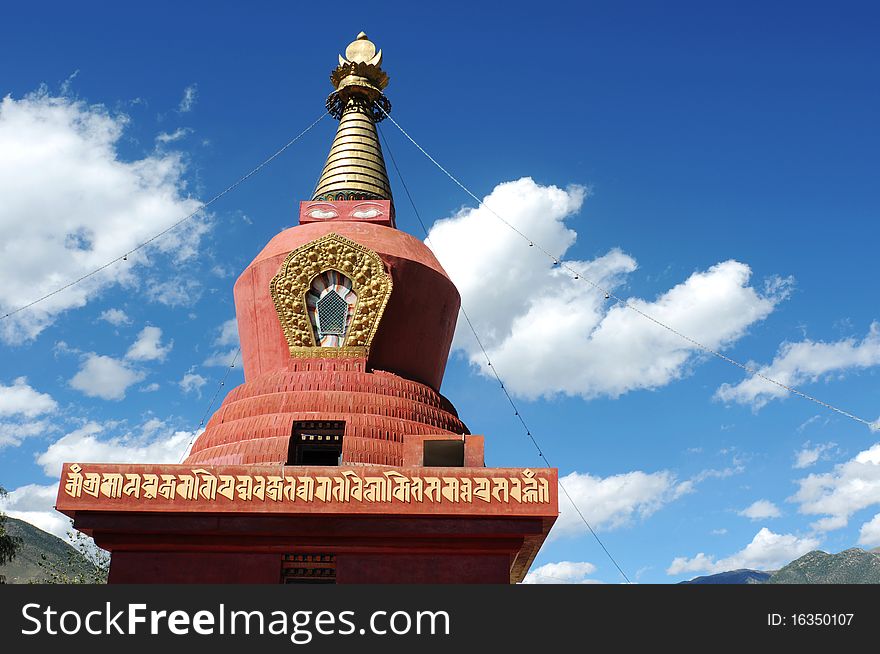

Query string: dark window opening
[423,439,465,467]
[281,554,336,584]
[288,421,344,466]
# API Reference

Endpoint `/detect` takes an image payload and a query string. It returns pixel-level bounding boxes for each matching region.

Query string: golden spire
[312,32,393,203]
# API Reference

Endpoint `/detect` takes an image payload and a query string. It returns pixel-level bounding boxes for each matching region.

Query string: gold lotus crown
[313,32,394,203]
[330,32,389,97]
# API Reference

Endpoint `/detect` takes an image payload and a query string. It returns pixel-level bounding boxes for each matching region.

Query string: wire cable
[2,111,329,322]
[178,347,242,463]
[379,107,878,433]
[380,126,633,584]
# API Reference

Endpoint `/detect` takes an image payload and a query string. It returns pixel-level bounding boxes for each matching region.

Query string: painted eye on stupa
[350,202,383,219]
[308,207,339,219]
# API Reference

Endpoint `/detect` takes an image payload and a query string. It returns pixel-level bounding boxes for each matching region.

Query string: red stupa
[55,32,558,583]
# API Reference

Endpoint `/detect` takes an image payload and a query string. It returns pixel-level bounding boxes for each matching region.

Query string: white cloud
[203,318,239,366]
[156,127,192,144]
[140,382,160,392]
[35,419,197,477]
[523,561,601,584]
[0,377,57,417]
[125,325,172,361]
[552,459,744,540]
[426,178,789,399]
[857,514,880,548]
[552,469,691,538]
[179,372,207,396]
[0,378,58,449]
[797,414,827,432]
[98,308,130,326]
[715,322,880,409]
[2,417,198,539]
[203,349,238,367]
[68,326,175,399]
[146,277,203,306]
[793,441,837,469]
[667,528,820,575]
[215,318,239,347]
[0,418,55,449]
[790,442,880,532]
[69,354,145,400]
[0,483,71,540]
[0,90,206,342]
[738,499,782,520]
[178,84,197,113]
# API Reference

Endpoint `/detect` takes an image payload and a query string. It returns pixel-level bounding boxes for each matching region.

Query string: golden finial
[312,32,393,203]
[344,32,382,65]
[328,31,390,113]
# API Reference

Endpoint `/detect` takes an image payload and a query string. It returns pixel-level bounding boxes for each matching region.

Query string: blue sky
[1,1,879,583]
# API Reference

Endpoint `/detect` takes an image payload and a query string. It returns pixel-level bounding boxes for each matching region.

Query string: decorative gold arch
[270,232,393,357]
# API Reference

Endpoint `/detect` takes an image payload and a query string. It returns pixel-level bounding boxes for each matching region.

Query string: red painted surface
[402,434,485,468]
[186,212,464,467]
[299,199,395,228]
[70,511,552,584]
[109,552,512,584]
[336,553,512,584]
[109,551,280,584]
[234,220,459,391]
[57,198,559,583]
[185,365,468,466]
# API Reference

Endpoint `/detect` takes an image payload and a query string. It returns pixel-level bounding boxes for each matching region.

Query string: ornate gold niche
[270,232,393,357]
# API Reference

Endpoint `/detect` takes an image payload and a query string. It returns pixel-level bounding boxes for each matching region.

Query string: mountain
[680,569,771,584]
[681,548,880,584]
[0,517,96,584]
[768,548,880,584]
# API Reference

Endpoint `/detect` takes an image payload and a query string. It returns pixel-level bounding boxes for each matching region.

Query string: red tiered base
[186,359,468,467]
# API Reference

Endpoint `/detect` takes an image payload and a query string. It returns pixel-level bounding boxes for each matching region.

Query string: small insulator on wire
[604,292,610,299]
[122,255,128,261]
[528,242,534,247]
[574,274,579,279]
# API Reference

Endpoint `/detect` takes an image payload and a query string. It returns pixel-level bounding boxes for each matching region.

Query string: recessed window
[288,421,345,466]
[305,271,356,347]
[423,439,465,467]
[316,291,348,337]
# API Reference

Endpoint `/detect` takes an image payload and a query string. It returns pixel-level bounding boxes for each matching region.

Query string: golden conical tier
[312,99,392,202]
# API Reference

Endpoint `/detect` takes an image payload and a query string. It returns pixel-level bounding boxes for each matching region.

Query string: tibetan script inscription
[62,464,552,506]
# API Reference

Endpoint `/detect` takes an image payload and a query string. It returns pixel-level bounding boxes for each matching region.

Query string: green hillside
[0,517,99,584]
[768,548,880,584]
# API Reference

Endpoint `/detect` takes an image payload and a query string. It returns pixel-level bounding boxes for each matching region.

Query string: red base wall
[336,553,511,584]
[107,551,513,584]
[109,551,281,584]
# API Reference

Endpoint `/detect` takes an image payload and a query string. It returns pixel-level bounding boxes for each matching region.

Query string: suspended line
[2,111,329,322]
[179,347,242,464]
[378,107,878,433]
[380,126,633,584]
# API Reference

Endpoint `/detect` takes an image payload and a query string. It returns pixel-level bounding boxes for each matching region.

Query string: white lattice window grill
[316,291,348,338]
